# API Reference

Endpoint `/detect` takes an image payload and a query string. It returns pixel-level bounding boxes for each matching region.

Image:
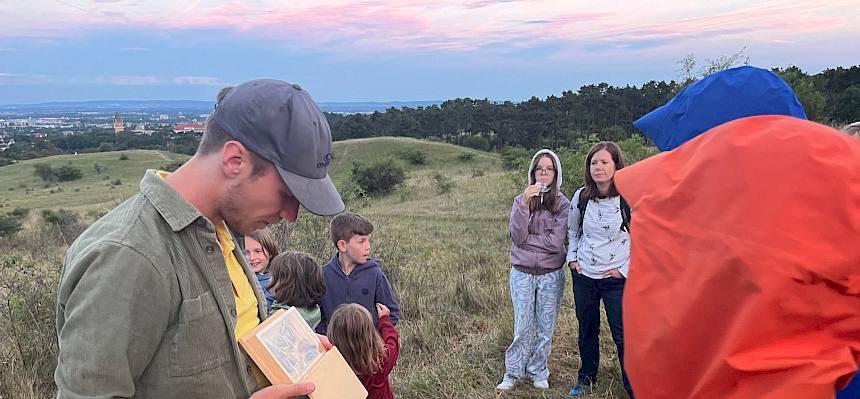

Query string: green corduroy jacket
[55,170,267,399]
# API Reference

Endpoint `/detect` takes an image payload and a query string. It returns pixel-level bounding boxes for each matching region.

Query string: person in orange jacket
[616,66,860,399]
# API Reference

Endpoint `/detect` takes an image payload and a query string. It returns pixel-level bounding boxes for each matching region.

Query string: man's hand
[569,261,581,274]
[250,383,315,399]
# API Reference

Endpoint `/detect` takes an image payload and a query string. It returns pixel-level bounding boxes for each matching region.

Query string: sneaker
[533,380,549,389]
[569,383,593,396]
[496,379,516,391]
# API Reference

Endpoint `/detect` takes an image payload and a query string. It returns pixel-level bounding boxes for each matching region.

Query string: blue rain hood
[633,66,807,151]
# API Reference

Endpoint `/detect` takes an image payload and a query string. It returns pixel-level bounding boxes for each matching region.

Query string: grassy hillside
[1,137,630,398]
[287,138,628,398]
[0,150,188,215]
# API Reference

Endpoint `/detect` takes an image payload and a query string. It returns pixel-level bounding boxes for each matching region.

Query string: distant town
[0,108,210,154]
[0,100,439,156]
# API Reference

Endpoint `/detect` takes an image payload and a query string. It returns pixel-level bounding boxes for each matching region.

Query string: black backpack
[574,187,631,233]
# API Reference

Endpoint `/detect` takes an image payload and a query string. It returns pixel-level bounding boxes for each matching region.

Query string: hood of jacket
[327,254,381,279]
[527,148,563,189]
[633,65,807,151]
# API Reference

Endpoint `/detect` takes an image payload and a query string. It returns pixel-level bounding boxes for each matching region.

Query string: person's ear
[221,140,250,178]
[336,239,347,252]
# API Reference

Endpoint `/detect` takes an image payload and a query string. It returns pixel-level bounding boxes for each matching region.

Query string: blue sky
[1,0,858,104]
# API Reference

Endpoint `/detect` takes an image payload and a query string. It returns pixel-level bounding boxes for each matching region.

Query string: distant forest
[3,63,859,166]
[326,65,860,151]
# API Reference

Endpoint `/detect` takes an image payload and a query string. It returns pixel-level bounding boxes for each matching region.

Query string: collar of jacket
[140,169,207,232]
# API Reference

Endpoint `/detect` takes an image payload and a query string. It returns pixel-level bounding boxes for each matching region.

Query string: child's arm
[375,272,400,325]
[508,195,530,246]
[375,304,400,377]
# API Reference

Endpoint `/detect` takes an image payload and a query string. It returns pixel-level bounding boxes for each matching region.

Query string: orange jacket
[615,115,860,399]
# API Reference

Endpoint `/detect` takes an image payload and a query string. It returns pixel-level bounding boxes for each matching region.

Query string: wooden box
[239,308,367,399]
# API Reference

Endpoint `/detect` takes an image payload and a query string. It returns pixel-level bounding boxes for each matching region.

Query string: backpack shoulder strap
[574,187,587,232]
[619,195,632,232]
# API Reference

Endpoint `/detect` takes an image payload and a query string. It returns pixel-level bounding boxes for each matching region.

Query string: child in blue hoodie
[316,212,400,334]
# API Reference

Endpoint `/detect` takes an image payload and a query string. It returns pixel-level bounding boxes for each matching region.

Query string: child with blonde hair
[267,252,326,329]
[327,303,399,399]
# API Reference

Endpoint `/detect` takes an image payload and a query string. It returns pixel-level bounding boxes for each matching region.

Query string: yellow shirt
[214,222,260,340]
[215,222,269,387]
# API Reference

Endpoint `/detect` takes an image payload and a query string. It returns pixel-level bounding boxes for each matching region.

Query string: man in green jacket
[54,80,344,399]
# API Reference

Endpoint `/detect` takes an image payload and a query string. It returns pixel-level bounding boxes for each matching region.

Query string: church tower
[113,112,124,134]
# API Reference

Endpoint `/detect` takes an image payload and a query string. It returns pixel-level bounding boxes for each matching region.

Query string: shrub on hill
[457,152,474,161]
[500,146,530,170]
[54,165,83,181]
[32,164,84,182]
[162,161,185,172]
[41,209,87,241]
[350,158,405,195]
[33,163,55,182]
[433,173,454,194]
[0,255,59,399]
[0,214,23,237]
[461,135,491,151]
[397,148,427,165]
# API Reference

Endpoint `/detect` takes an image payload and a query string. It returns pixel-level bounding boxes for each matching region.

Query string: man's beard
[217,180,252,234]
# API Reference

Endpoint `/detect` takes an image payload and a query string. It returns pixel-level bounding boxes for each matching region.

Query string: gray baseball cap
[212,79,344,216]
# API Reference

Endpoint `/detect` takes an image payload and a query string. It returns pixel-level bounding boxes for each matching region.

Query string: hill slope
[1,138,627,398]
[0,150,188,214]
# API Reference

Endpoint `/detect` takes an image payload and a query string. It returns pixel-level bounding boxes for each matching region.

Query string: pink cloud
[3,0,856,56]
[535,2,853,51]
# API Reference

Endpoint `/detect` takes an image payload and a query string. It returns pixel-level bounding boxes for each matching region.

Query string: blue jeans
[572,271,633,398]
[503,267,565,383]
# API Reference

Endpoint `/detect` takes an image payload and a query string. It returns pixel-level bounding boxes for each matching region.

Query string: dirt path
[154,151,172,161]
[334,144,350,170]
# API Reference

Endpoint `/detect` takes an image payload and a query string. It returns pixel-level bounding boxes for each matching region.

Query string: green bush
[457,152,474,161]
[162,160,185,172]
[397,148,427,165]
[33,164,84,182]
[41,209,87,241]
[433,173,454,194]
[118,153,129,160]
[268,215,334,263]
[33,163,54,182]
[54,165,83,181]
[350,158,405,195]
[173,144,197,156]
[461,135,490,151]
[0,255,59,398]
[500,146,530,170]
[0,214,23,237]
[337,179,370,209]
